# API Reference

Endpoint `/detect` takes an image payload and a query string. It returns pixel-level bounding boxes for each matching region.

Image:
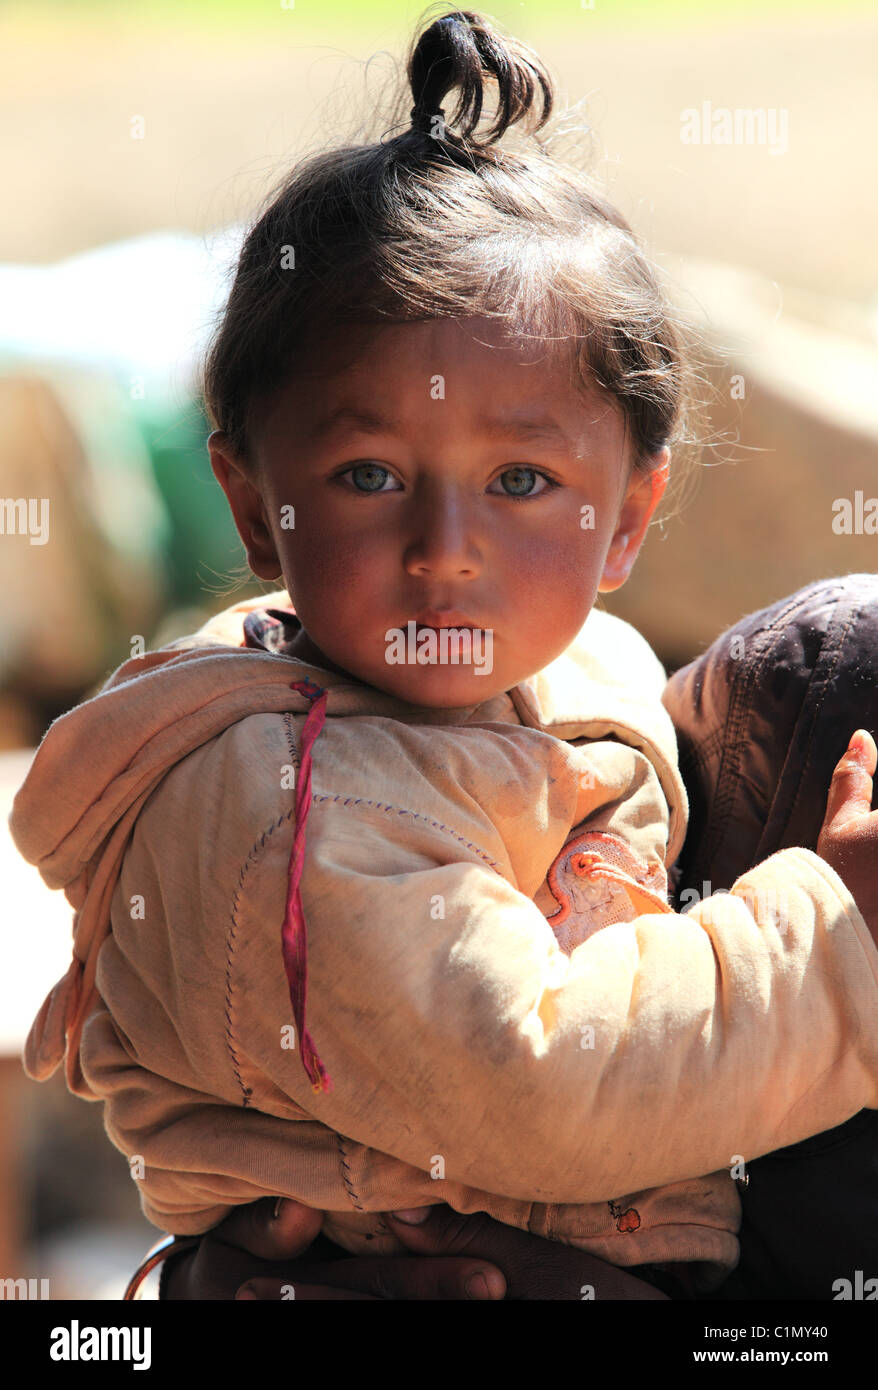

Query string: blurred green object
[128,396,245,609]
[17,0,878,28]
[15,0,878,32]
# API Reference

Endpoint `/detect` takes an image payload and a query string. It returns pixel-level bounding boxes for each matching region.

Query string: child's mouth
[414,610,482,630]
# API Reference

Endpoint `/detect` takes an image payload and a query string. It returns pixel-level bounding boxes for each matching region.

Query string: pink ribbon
[283,678,332,1094]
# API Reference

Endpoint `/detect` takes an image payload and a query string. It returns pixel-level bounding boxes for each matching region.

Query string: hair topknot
[201,7,715,523]
[406,8,552,146]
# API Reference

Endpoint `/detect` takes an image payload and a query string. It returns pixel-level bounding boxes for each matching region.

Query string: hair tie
[410,104,446,137]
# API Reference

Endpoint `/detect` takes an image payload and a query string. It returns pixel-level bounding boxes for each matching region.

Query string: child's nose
[403,494,483,579]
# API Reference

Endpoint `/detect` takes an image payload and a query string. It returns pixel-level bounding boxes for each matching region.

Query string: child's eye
[489,467,556,499]
[340,463,401,493]
[337,462,557,498]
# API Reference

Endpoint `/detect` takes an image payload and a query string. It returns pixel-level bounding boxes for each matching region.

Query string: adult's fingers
[238,1281,379,1301]
[384,1206,668,1300]
[164,1214,324,1300]
[211,1196,324,1261]
[236,1255,506,1301]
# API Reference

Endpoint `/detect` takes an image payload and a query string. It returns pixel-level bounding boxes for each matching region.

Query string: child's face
[210,316,668,708]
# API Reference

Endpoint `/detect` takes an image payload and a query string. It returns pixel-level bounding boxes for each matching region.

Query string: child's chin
[380,668,500,708]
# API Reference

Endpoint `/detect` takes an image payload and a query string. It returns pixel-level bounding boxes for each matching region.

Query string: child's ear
[208,431,284,581]
[598,448,670,594]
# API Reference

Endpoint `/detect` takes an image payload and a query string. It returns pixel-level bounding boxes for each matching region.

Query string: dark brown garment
[661,574,878,1300]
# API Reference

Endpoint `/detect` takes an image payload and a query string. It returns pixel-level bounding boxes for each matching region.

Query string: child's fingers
[213,1195,324,1262]
[821,731,877,833]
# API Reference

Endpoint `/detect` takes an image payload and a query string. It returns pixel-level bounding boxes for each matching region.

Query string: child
[12,9,878,1299]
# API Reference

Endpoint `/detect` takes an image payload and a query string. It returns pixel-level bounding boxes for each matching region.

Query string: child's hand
[816,730,878,950]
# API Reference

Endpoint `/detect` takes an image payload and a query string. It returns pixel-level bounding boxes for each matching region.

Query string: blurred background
[1,0,876,1298]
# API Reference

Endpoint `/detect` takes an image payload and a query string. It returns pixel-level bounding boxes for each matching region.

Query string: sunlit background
[1,0,876,1297]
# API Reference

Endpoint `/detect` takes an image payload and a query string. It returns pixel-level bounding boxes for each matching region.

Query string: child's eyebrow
[311,405,575,450]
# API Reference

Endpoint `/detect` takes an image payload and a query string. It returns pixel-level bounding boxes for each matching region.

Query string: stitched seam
[277,714,504,873]
[777,600,860,832]
[310,793,505,872]
[529,1201,553,1239]
[677,725,726,783]
[224,792,504,1102]
[699,596,812,870]
[748,602,848,858]
[337,1134,365,1210]
[705,651,754,862]
[225,810,293,1106]
[282,710,301,775]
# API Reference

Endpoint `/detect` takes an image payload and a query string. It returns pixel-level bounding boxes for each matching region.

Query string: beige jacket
[10,592,878,1291]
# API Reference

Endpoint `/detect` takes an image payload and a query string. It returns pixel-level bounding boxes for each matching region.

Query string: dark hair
[202,6,711,510]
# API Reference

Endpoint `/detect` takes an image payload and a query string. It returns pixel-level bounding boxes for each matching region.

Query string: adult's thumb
[385,1205,496,1256]
[213,1196,324,1261]
[821,730,877,834]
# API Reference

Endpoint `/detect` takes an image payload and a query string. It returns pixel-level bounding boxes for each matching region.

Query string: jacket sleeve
[87,714,878,1225]
[226,790,878,1207]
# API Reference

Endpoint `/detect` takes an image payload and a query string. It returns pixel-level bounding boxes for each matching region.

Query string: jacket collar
[233,591,689,861]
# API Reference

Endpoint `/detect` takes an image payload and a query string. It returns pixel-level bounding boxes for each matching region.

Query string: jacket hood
[10,589,687,1087]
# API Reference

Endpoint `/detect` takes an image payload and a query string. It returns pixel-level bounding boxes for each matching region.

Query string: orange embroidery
[608,1198,641,1233]
[543,830,672,951]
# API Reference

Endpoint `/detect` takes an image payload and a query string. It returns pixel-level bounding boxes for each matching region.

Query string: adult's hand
[817,729,878,948]
[228,1203,669,1301]
[380,1207,669,1299]
[162,1197,506,1301]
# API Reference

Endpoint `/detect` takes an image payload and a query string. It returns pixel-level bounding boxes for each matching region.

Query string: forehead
[256,316,626,454]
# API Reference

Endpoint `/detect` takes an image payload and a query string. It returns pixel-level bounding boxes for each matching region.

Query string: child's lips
[414,610,483,629]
